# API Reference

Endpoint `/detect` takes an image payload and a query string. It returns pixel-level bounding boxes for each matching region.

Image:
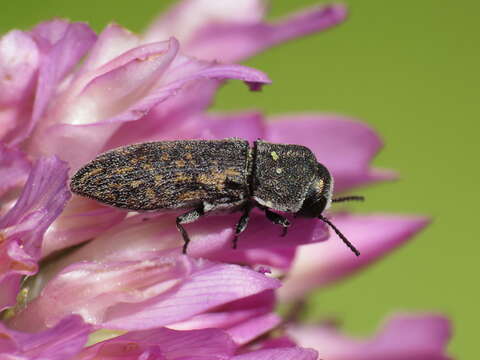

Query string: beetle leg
[264,209,290,237]
[233,203,253,249]
[176,206,204,254]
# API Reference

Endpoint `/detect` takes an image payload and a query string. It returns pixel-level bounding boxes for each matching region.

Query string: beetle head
[297,162,362,256]
[296,163,333,218]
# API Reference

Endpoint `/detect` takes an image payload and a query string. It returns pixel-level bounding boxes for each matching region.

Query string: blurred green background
[1,0,476,357]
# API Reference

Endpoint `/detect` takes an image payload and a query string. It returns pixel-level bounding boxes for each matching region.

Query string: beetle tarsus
[176,206,204,254]
[264,208,290,235]
[233,203,252,249]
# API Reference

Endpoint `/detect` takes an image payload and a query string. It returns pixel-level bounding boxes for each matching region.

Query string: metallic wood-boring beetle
[70,138,363,255]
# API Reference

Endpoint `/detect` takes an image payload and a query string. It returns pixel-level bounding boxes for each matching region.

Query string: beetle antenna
[318,215,360,256]
[332,195,365,203]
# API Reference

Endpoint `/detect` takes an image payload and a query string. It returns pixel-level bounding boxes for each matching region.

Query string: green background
[1,0,476,357]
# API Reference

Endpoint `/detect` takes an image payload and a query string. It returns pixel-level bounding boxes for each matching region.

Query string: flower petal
[0,315,92,360]
[20,21,97,146]
[288,314,452,360]
[78,23,140,77]
[0,157,70,229]
[41,197,126,258]
[102,258,280,330]
[105,95,267,150]
[228,312,281,346]
[187,213,326,270]
[103,80,218,148]
[0,30,39,107]
[0,30,40,145]
[33,39,270,170]
[187,4,348,62]
[234,347,318,360]
[279,214,430,301]
[170,290,280,346]
[256,336,297,349]
[78,327,235,360]
[0,144,31,197]
[0,156,70,311]
[144,0,267,44]
[72,39,179,126]
[195,111,266,142]
[9,255,280,331]
[40,210,327,272]
[145,1,346,63]
[266,115,396,192]
[60,24,145,105]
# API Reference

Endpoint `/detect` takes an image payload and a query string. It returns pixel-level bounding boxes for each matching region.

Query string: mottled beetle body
[71,140,251,212]
[71,138,361,255]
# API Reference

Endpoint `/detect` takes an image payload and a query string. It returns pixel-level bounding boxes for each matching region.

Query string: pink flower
[0,316,92,360]
[0,1,452,359]
[287,314,452,360]
[144,0,347,63]
[0,156,70,311]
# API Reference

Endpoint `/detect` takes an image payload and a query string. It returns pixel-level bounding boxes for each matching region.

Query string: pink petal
[0,275,21,315]
[40,210,327,272]
[228,312,281,346]
[0,157,70,229]
[196,111,266,142]
[0,315,92,360]
[9,255,280,331]
[187,4,348,62]
[104,80,218,148]
[41,197,126,258]
[102,259,280,330]
[279,214,430,301]
[0,156,70,311]
[62,28,155,105]
[144,0,267,44]
[234,347,318,360]
[170,290,279,345]
[288,314,452,360]
[256,336,297,349]
[17,21,97,146]
[170,290,276,329]
[33,38,179,169]
[33,40,270,171]
[169,307,270,333]
[145,1,346,63]
[222,289,275,311]
[31,19,77,46]
[0,30,39,107]
[188,213,326,270]
[0,30,39,144]
[266,115,396,192]
[0,144,31,197]
[76,39,179,120]
[77,23,140,77]
[78,327,235,360]
[105,96,265,150]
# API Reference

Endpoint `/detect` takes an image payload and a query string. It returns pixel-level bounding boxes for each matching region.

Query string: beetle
[70,138,363,255]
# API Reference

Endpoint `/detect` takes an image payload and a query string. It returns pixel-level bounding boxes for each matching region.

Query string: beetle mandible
[70,138,363,255]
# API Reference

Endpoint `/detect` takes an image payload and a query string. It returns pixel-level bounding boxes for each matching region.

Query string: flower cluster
[0,1,452,359]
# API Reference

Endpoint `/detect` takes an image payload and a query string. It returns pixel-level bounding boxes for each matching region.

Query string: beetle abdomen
[70,139,251,211]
